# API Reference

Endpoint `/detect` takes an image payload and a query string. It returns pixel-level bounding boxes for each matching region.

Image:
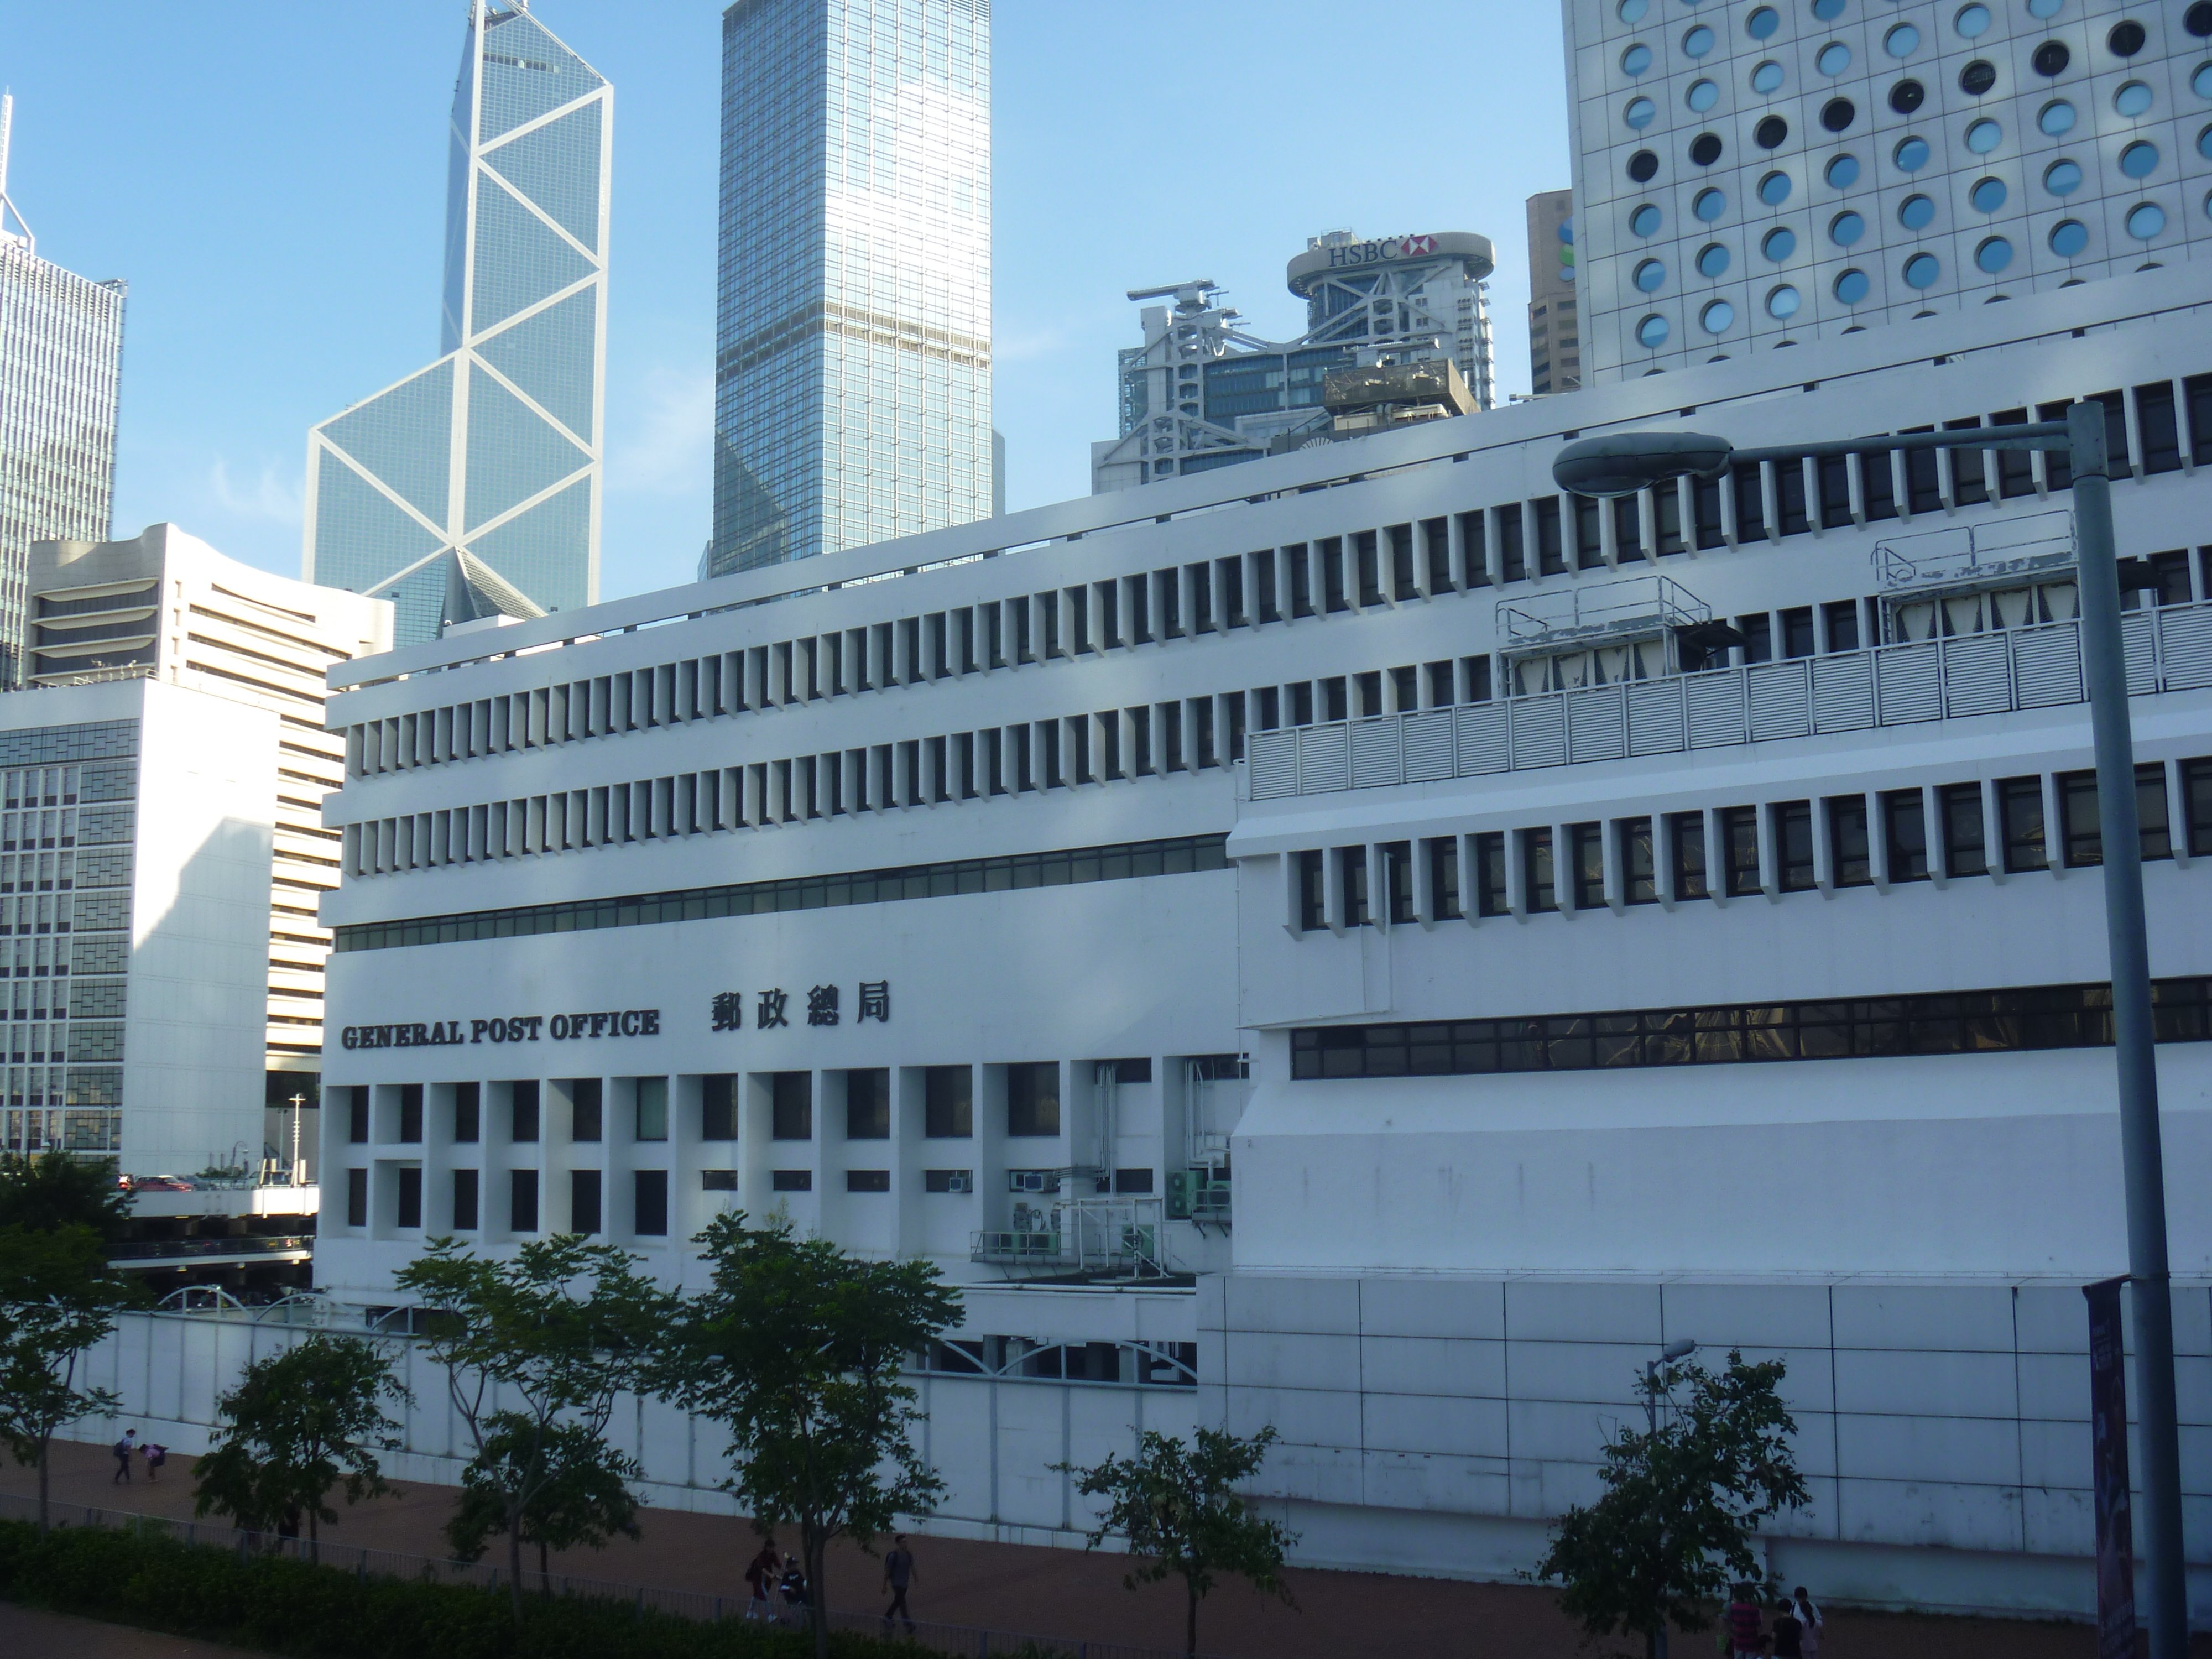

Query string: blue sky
[1,2,1569,602]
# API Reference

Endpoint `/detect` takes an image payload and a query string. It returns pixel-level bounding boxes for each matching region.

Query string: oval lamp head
[1553,431,1735,498]
[1662,1337,1699,1362]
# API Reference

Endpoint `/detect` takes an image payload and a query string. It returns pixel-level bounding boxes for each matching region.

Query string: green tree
[0,1223,134,1530]
[654,1211,961,1659]
[395,1235,675,1620]
[1058,1425,1298,1659]
[1532,1350,1809,1659]
[446,1413,643,1587]
[191,1332,410,1559]
[0,1152,130,1241]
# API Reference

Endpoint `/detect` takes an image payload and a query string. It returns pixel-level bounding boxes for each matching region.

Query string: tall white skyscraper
[304,1,611,648]
[1568,0,2212,379]
[0,95,126,686]
[709,0,993,576]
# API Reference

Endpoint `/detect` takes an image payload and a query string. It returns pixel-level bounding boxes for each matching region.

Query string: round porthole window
[1965,118,2002,153]
[1693,187,1728,221]
[1691,132,1726,165]
[1825,152,1861,187]
[1758,170,1792,205]
[1834,268,1871,304]
[1829,209,1866,246]
[1969,176,2007,212]
[1817,41,1852,76]
[1696,241,1731,276]
[1821,98,1857,131]
[1752,117,1787,149]
[1623,43,1655,76]
[2120,139,2160,178]
[1890,78,1926,114]
[2115,80,2154,116]
[1954,4,1991,40]
[2189,1,2212,35]
[1630,202,1664,236]
[2107,20,2147,58]
[1618,0,1649,19]
[1746,6,1780,40]
[2044,158,2083,195]
[1636,312,1671,348]
[1634,258,1668,292]
[2028,0,2064,15]
[2200,125,2212,160]
[1811,0,1846,19]
[1959,60,1997,95]
[1700,298,1735,333]
[1687,78,1720,112]
[1628,149,1661,182]
[1903,251,1941,288]
[1893,135,1931,171]
[2127,201,2167,240]
[2032,41,2072,76]
[1751,60,1785,93]
[1684,24,1716,57]
[1898,192,1937,231]
[2195,62,2212,99]
[1974,236,2014,273]
[1762,226,1798,260]
[1626,96,1657,129]
[1885,23,1919,56]
[1766,284,1802,319]
[2039,100,2077,135]
[2049,218,2089,257]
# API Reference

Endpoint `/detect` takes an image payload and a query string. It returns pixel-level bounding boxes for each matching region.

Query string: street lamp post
[1553,405,2186,1659]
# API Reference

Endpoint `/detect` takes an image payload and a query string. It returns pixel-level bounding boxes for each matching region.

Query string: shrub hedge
[0,1520,992,1659]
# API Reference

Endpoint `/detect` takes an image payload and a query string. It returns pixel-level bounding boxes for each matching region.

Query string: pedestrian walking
[111,1429,135,1484]
[743,1538,780,1621]
[778,1550,810,1624]
[881,1533,917,1633]
[1724,1586,1764,1659]
[1792,1587,1822,1659]
[141,1442,168,1483]
[1771,1598,1804,1659]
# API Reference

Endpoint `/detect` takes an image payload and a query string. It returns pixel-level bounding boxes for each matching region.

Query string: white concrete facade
[311,251,2212,1614]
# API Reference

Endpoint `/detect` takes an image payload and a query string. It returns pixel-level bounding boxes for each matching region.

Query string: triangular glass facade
[304,0,607,646]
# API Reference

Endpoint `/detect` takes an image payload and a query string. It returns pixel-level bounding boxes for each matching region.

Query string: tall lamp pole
[1553,405,2184,1659]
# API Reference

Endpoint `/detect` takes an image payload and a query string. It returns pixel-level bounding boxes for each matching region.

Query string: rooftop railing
[1246,598,2212,801]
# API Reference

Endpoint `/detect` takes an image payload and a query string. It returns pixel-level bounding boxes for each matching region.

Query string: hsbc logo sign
[1326,234,1438,268]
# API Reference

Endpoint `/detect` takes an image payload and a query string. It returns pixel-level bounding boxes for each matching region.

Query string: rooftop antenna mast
[0,93,33,253]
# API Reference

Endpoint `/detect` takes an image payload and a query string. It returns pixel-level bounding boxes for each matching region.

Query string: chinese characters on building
[711,981,889,1032]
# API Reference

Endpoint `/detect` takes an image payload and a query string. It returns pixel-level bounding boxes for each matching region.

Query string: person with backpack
[142,1442,168,1483]
[882,1533,918,1633]
[111,1429,135,1484]
[743,1538,780,1621]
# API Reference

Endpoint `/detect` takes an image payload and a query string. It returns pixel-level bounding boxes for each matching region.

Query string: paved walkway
[2,1438,2168,1659]
[0,1601,270,1659]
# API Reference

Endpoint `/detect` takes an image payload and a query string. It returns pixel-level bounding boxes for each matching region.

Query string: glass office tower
[0,95,127,686]
[304,1,609,646]
[709,0,992,576]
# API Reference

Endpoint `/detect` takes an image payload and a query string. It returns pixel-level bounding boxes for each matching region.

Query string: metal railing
[1497,571,1712,645]
[0,1490,1215,1659]
[1247,598,2212,801]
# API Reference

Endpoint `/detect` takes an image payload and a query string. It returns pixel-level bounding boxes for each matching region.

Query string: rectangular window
[1384,841,1414,925]
[454,1082,481,1144]
[570,1170,601,1235]
[1007,1062,1061,1137]
[1902,426,1941,513]
[1731,462,1765,540]
[1670,812,1709,900]
[1620,817,1656,904]
[1570,821,1604,910]
[1524,828,1557,914]
[346,1167,367,1228]
[1992,409,2036,498]
[2188,758,2212,857]
[1691,472,1725,548]
[1574,495,1603,568]
[1775,460,1810,536]
[452,1168,478,1232]
[1818,455,1853,529]
[1460,512,1489,585]
[1613,493,1643,562]
[1255,555,1279,622]
[2138,381,2182,474]
[1498,508,1526,583]
[1945,419,1988,506]
[634,1170,667,1236]
[1775,802,1815,891]
[1475,832,1508,917]
[771,1169,812,1192]
[634,1077,667,1141]
[1827,796,1871,887]
[1355,533,1383,605]
[846,1168,890,1193]
[1298,849,1326,931]
[510,1168,538,1233]
[702,1074,737,1140]
[771,1072,811,1140]
[1721,807,1761,896]
[2000,776,2047,872]
[567,1078,602,1142]
[845,1068,890,1139]
[1115,1167,1155,1194]
[925,1066,972,1138]
[1738,615,1773,665]
[1653,481,1684,557]
[1340,846,1369,927]
[2058,765,2174,864]
[923,1169,971,1193]
[1822,599,1860,653]
[1861,450,1898,521]
[347,1088,368,1145]
[1287,549,1312,618]
[1780,608,1815,660]
[1428,837,1463,919]
[397,1166,421,1229]
[1884,789,1930,881]
[1535,499,1564,576]
[1941,783,1989,876]
[399,1084,423,1144]
[1321,541,1348,613]
[510,1081,539,1142]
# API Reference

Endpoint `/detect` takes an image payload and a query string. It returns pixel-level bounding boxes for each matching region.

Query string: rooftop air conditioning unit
[1010,1170,1058,1194]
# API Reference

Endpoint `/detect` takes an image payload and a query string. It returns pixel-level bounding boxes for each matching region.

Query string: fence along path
[0,1489,1215,1659]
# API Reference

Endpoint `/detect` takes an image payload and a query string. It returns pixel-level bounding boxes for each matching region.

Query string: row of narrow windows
[1293,757,2212,932]
[344,382,2197,781]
